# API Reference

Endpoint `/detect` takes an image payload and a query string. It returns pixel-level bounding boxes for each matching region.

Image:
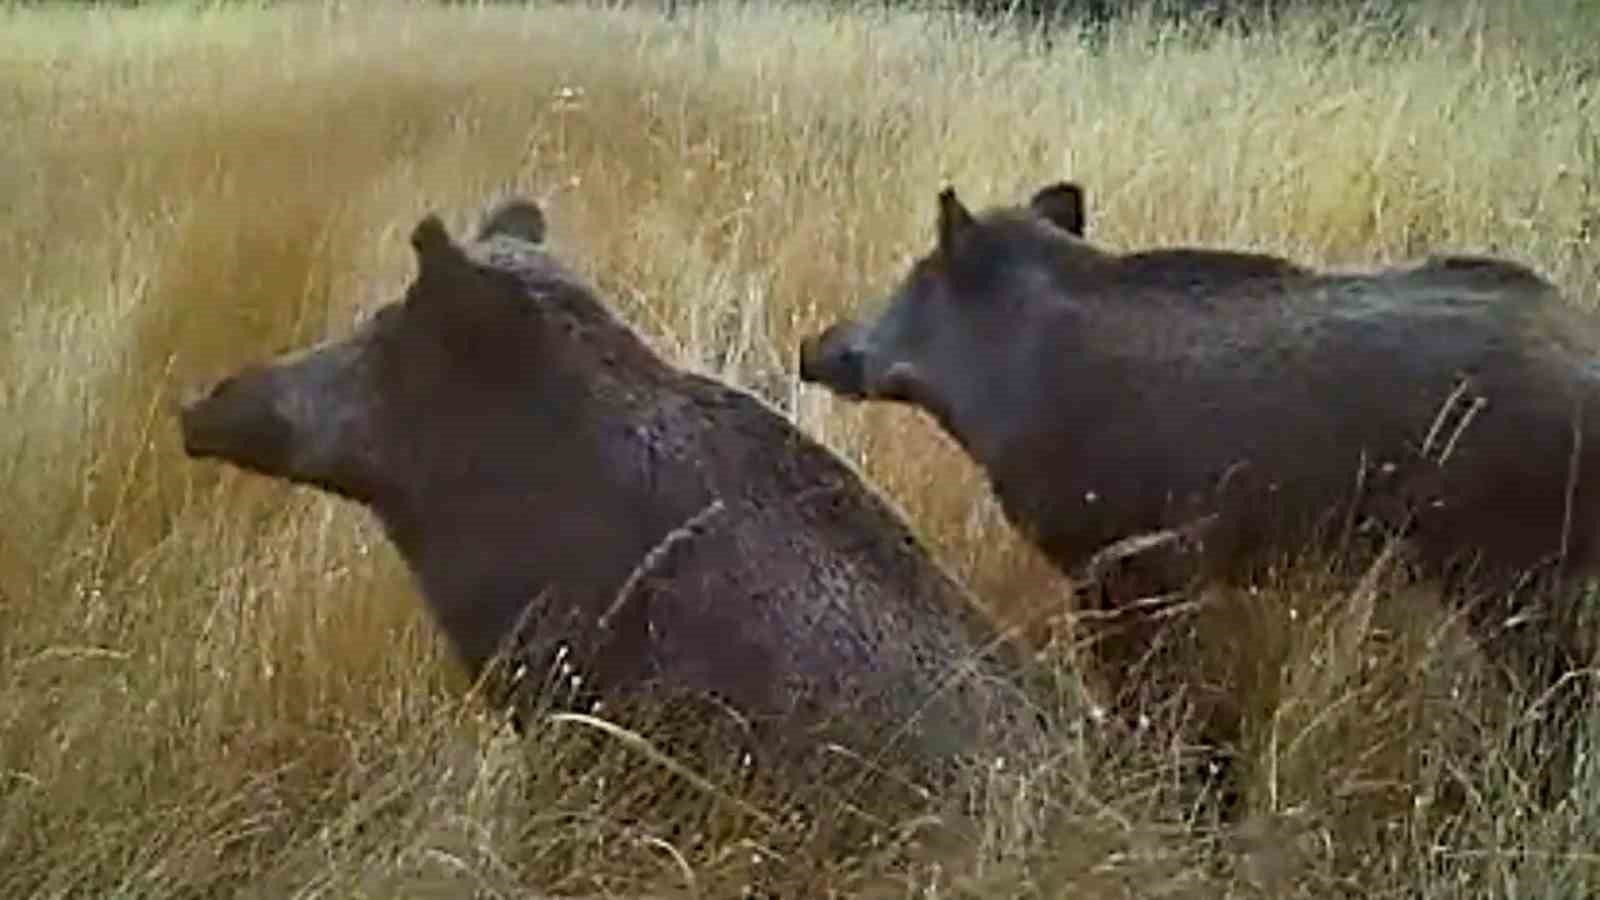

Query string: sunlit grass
[4,0,1600,894]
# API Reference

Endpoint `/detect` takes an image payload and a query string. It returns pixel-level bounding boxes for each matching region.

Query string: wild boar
[179,197,1046,783]
[799,180,1600,694]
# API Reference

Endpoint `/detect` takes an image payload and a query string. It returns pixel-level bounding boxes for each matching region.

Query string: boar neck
[367,370,721,678]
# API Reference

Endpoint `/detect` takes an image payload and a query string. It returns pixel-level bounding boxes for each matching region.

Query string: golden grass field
[4,0,1600,895]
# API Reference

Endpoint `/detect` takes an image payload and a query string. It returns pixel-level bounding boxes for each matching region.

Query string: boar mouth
[798,326,871,401]
[797,329,929,411]
[178,375,296,476]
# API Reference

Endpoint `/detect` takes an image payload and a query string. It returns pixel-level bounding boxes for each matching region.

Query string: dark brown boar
[798,180,1600,700]
[178,197,1046,782]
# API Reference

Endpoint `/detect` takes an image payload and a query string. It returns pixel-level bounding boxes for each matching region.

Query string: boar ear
[477,198,546,245]
[410,214,468,270]
[937,186,975,252]
[408,213,500,324]
[1030,182,1086,237]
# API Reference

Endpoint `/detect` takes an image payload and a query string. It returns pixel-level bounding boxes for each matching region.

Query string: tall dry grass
[4,0,1600,895]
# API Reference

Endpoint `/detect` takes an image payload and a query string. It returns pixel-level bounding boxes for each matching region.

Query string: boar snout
[798,323,868,399]
[178,367,294,471]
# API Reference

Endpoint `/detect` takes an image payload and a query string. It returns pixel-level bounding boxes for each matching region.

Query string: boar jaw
[179,338,382,504]
[798,323,871,400]
[181,366,296,470]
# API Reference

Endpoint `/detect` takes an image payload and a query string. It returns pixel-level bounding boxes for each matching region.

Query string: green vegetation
[3,0,1599,895]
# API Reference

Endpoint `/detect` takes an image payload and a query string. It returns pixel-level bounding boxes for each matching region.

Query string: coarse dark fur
[178,197,1047,785]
